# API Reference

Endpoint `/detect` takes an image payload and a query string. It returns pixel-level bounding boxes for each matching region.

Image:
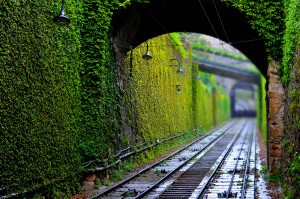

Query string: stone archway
[111,0,268,75]
[111,0,284,173]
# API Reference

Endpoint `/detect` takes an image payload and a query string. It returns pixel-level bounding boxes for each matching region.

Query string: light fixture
[169,58,184,74]
[142,41,152,60]
[53,0,70,27]
[176,84,181,93]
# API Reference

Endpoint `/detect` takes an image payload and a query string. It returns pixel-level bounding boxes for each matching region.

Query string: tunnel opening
[111,0,268,77]
[110,0,270,172]
[230,82,257,118]
[119,31,266,147]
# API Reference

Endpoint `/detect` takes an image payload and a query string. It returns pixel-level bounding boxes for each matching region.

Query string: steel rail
[254,124,257,197]
[195,120,248,199]
[134,121,241,199]
[91,121,234,199]
[240,121,255,199]
[225,121,253,199]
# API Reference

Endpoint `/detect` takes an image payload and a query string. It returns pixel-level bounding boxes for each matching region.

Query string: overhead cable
[198,0,220,39]
[212,0,230,43]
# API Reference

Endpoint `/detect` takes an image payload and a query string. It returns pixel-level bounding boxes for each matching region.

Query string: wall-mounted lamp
[53,0,70,27]
[142,41,152,60]
[176,84,181,93]
[169,58,184,74]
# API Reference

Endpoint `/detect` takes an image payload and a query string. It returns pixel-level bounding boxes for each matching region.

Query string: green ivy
[281,0,300,85]
[123,34,230,145]
[257,76,267,143]
[1,0,299,197]
[283,152,300,198]
[280,1,300,197]
[221,0,284,61]
[0,0,83,196]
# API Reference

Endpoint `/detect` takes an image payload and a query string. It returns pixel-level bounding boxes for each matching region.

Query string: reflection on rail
[92,119,257,199]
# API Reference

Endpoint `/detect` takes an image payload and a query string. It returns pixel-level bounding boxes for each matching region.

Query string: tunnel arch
[110,0,286,173]
[111,0,268,76]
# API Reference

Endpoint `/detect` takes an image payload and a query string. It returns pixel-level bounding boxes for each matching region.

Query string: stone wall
[267,60,285,173]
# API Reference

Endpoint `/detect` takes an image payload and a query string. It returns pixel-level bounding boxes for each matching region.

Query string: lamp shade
[53,0,70,26]
[142,41,152,60]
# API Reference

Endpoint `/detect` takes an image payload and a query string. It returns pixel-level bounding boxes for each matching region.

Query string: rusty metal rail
[240,122,255,199]
[157,120,246,199]
[91,121,238,199]
[199,119,256,199]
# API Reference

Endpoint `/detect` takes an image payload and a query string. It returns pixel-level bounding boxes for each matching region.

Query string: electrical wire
[114,37,264,51]
[114,2,265,51]
[229,38,265,44]
[143,6,183,46]
[212,0,230,43]
[198,0,220,39]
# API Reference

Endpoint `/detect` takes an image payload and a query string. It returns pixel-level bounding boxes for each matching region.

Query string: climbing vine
[281,0,300,85]
[0,0,83,197]
[2,0,300,197]
[122,33,230,148]
[280,1,300,197]
[221,0,284,61]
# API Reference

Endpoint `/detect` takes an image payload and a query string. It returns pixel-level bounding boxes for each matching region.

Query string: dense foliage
[122,34,230,147]
[281,1,300,197]
[1,0,299,197]
[193,43,249,61]
[281,0,300,84]
[0,1,229,197]
[257,76,267,143]
[282,50,300,197]
[0,0,149,197]
[221,0,284,61]
[0,1,83,197]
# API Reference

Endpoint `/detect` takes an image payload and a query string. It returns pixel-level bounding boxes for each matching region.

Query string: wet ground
[255,128,281,199]
[85,124,281,199]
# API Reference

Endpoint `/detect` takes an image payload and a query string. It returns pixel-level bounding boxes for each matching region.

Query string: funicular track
[199,120,256,199]
[91,119,255,199]
[155,120,248,199]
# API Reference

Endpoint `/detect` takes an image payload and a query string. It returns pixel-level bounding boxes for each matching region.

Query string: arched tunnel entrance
[111,0,268,76]
[111,0,283,173]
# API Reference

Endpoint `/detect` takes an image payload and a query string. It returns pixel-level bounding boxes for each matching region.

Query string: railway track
[199,119,256,199]
[92,119,255,199]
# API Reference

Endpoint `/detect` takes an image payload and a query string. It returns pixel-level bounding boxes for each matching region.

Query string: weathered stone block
[81,174,96,191]
[269,83,285,94]
[269,125,283,136]
[269,102,283,110]
[86,174,96,182]
[269,92,284,99]
[82,181,95,191]
[267,60,285,174]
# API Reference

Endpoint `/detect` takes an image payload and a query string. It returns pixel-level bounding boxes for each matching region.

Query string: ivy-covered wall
[0,1,83,196]
[221,0,284,60]
[257,76,267,143]
[122,34,230,148]
[0,1,229,197]
[2,0,300,197]
[281,0,300,197]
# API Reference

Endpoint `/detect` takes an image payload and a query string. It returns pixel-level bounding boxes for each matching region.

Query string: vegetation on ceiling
[281,0,300,85]
[221,0,284,61]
